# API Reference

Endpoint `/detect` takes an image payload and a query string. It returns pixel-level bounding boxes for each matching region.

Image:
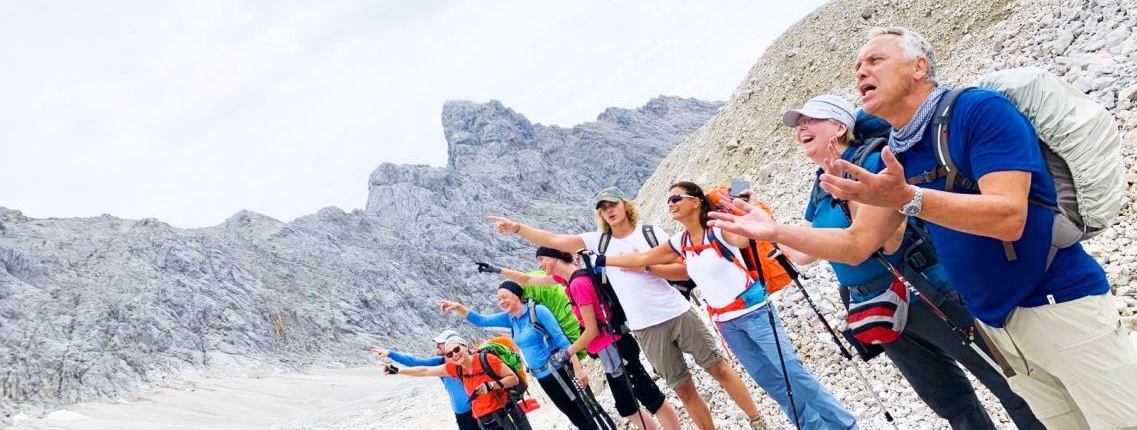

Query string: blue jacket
[387,351,471,414]
[466,303,571,379]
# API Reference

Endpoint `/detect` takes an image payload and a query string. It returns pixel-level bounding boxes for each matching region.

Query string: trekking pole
[834,200,1004,374]
[769,247,900,429]
[560,363,617,430]
[577,249,650,429]
[869,251,1002,372]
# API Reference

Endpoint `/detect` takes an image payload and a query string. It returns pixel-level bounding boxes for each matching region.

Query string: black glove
[384,364,400,375]
[550,348,570,366]
[475,262,501,274]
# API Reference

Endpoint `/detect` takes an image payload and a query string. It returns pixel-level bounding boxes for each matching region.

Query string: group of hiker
[371,27,1137,430]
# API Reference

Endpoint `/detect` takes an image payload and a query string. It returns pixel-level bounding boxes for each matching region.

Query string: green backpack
[522,271,586,360]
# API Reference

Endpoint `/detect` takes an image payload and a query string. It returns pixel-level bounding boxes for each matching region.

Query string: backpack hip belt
[843,273,896,298]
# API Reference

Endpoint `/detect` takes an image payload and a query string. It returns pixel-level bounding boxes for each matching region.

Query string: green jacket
[523,270,587,360]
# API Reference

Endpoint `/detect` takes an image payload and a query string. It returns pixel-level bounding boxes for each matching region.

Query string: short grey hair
[867,27,938,82]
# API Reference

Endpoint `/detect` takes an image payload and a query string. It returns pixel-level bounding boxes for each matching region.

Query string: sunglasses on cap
[667,194,696,204]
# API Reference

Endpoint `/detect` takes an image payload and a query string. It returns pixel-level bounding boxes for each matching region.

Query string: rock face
[629,0,1137,428]
[0,96,723,420]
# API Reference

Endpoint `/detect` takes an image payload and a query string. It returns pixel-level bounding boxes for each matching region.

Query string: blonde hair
[594,200,640,233]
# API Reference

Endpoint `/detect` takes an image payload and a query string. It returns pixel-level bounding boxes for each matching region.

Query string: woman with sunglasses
[441,281,615,430]
[599,181,857,430]
[370,329,477,430]
[478,247,682,430]
[381,335,531,430]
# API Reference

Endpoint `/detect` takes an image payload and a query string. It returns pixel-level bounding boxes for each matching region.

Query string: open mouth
[801,135,815,144]
[859,83,878,97]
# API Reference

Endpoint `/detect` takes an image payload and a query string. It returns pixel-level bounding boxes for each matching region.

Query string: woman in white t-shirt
[601,181,858,430]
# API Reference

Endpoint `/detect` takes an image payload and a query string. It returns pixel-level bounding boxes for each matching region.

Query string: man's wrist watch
[898,186,924,216]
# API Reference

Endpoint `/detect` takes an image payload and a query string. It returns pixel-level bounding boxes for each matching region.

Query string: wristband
[513,223,522,234]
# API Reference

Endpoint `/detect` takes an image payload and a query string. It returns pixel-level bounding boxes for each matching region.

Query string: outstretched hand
[487,216,520,235]
[369,347,389,359]
[475,262,501,274]
[706,198,778,242]
[821,136,846,178]
[440,300,465,314]
[819,146,913,209]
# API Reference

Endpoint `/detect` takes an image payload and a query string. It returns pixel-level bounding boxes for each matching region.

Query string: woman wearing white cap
[716,94,1043,429]
[371,330,478,430]
[378,335,531,430]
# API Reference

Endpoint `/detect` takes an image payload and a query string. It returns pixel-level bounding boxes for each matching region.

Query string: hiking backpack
[913,67,1124,267]
[457,336,529,403]
[520,273,586,359]
[675,223,792,302]
[599,225,700,301]
[575,253,631,336]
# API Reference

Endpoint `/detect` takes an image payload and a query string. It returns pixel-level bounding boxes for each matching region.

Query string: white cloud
[0,0,827,228]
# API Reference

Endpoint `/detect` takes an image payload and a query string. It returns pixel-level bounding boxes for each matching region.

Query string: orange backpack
[688,187,791,318]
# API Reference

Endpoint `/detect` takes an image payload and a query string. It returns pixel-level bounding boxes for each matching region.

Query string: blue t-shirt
[466,303,572,378]
[387,352,471,414]
[805,148,948,292]
[897,89,1109,327]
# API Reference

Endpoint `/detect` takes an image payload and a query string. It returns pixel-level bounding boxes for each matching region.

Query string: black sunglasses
[444,345,463,358]
[667,194,696,204]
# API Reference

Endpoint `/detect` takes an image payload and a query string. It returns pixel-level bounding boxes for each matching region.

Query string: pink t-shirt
[554,273,622,354]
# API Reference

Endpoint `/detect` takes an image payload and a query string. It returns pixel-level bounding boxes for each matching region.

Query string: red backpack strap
[706,228,756,282]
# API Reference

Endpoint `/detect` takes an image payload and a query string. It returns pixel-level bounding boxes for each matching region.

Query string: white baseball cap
[781,95,856,129]
[432,329,460,344]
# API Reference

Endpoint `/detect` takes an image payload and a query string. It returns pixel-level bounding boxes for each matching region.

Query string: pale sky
[0,1,828,228]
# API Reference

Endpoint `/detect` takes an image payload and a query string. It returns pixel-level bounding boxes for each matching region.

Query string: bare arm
[391,364,450,378]
[567,303,600,357]
[500,268,556,286]
[648,262,690,281]
[439,300,469,318]
[850,201,907,255]
[603,244,679,268]
[912,172,1029,241]
[493,361,520,389]
[488,216,586,253]
[709,199,905,266]
[777,221,820,265]
[819,148,1030,242]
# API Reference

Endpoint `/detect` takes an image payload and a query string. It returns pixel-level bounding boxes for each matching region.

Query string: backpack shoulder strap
[479,352,500,381]
[808,169,828,212]
[598,231,612,254]
[642,224,659,248]
[853,137,889,169]
[932,87,979,193]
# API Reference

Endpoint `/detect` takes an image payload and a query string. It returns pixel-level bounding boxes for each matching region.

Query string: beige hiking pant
[978,293,1137,430]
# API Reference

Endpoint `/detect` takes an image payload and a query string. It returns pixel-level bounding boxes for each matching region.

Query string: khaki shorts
[633,308,724,389]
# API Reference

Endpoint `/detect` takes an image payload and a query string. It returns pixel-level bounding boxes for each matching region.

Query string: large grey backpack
[913,67,1123,267]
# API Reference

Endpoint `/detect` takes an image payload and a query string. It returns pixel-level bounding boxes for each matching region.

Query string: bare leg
[707,360,761,420]
[653,402,683,430]
[674,378,716,430]
[625,409,659,430]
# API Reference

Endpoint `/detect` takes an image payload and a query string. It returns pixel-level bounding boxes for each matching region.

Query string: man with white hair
[710,27,1137,429]
[771,93,1043,429]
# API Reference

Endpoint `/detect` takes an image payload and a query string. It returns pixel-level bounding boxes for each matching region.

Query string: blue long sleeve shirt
[465,303,571,378]
[387,351,471,414]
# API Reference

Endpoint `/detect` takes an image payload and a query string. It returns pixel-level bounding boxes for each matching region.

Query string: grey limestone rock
[0,96,722,420]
